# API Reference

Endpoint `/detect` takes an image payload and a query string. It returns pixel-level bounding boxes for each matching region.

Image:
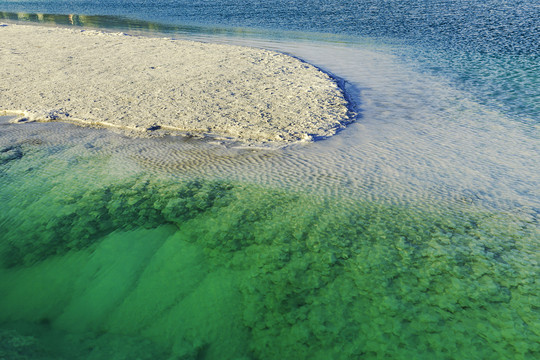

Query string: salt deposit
[0,23,354,145]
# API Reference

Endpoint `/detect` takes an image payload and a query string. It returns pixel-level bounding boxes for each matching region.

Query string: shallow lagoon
[1,4,539,359]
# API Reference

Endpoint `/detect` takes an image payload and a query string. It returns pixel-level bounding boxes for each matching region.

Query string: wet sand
[0,23,353,145]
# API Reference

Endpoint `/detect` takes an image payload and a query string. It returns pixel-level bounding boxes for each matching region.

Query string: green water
[0,129,538,359]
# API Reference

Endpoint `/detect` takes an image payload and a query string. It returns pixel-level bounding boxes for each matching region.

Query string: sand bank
[0,23,354,144]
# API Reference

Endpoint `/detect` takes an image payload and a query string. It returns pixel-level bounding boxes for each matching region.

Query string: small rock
[147,124,161,131]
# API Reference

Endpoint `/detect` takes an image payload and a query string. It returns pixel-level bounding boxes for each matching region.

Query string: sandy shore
[0,23,353,144]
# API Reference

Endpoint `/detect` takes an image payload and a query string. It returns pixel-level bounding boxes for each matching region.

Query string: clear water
[0,1,539,359]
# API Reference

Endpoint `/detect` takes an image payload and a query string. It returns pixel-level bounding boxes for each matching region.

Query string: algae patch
[0,137,538,359]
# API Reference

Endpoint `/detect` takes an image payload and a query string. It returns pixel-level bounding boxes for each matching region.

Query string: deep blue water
[2,0,539,55]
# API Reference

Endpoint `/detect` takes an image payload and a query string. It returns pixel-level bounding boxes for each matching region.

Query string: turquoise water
[1,1,539,359]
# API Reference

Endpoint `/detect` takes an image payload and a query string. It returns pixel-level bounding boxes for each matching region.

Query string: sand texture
[0,23,353,144]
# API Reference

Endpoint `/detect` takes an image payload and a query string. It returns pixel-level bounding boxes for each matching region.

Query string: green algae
[0,141,538,359]
[0,176,234,268]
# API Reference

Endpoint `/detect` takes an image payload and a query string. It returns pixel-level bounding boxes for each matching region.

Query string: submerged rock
[0,145,22,165]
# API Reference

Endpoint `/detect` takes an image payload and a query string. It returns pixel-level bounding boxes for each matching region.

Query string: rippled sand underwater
[0,120,538,359]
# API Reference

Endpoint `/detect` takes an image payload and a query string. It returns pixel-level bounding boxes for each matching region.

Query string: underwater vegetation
[0,139,538,359]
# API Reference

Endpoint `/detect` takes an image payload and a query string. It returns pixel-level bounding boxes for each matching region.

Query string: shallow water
[1,1,539,359]
[0,128,538,359]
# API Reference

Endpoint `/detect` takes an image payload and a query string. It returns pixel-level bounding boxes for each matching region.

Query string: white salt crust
[0,23,353,145]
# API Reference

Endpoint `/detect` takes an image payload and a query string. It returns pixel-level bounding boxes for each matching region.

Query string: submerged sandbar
[0,23,353,144]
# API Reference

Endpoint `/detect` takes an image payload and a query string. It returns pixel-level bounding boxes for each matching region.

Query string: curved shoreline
[0,23,356,146]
